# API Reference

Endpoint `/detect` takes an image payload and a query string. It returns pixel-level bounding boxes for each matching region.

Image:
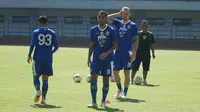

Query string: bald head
[121,6,130,12]
[121,6,131,21]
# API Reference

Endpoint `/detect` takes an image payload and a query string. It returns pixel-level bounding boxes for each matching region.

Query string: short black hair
[141,20,148,25]
[38,15,48,24]
[98,10,108,17]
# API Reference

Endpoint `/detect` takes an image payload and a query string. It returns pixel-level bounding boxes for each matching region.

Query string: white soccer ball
[73,74,82,83]
[86,74,91,83]
[135,76,143,85]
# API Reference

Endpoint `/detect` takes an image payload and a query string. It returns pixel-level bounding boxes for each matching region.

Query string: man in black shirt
[131,20,156,85]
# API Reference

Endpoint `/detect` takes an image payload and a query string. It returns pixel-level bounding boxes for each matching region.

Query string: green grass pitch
[0,46,200,112]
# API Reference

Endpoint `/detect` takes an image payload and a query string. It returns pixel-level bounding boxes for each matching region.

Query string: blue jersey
[90,25,117,64]
[112,19,138,53]
[28,27,59,63]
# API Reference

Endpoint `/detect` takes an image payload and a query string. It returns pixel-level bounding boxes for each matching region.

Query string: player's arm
[131,24,139,62]
[52,33,59,53]
[106,42,117,55]
[132,35,139,55]
[87,41,94,67]
[27,32,37,64]
[151,44,155,58]
[87,29,94,67]
[150,33,156,59]
[106,29,118,54]
[107,11,121,24]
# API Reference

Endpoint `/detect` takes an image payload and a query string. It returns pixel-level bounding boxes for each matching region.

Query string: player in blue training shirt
[27,15,59,105]
[87,10,117,108]
[107,7,139,99]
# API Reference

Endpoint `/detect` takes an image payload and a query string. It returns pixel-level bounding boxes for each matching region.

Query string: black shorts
[132,54,150,71]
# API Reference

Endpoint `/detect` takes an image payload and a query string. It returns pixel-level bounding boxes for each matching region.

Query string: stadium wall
[0,8,200,39]
[0,36,200,50]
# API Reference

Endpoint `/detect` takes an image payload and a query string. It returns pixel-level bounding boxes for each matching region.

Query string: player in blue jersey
[107,7,139,99]
[87,10,117,108]
[27,15,59,105]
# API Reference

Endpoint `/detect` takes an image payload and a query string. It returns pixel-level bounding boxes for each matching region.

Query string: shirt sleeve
[112,18,120,27]
[30,32,37,46]
[28,32,37,57]
[132,24,139,37]
[52,32,59,53]
[150,33,155,44]
[111,28,117,43]
[90,28,94,42]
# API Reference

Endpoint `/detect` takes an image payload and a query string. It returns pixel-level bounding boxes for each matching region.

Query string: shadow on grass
[30,104,62,109]
[135,83,160,87]
[88,106,124,112]
[116,97,146,103]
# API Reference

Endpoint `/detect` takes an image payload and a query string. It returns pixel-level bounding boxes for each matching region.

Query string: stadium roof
[0,0,200,11]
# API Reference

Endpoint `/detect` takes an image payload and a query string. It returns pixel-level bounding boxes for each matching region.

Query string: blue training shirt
[90,24,117,63]
[112,19,138,53]
[28,27,59,63]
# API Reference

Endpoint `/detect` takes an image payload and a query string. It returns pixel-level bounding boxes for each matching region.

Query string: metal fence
[0,19,200,39]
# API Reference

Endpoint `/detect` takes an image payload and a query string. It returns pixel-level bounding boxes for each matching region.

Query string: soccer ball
[86,74,91,83]
[110,76,115,82]
[134,76,143,85]
[73,74,82,83]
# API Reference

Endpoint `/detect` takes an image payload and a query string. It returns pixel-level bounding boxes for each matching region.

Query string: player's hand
[87,58,91,67]
[152,54,156,59]
[27,56,32,64]
[99,52,108,60]
[131,52,136,62]
[119,10,122,16]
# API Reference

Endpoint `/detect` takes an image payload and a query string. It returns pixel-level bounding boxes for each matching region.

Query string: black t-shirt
[137,31,155,56]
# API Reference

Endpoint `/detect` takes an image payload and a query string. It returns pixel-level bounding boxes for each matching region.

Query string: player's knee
[42,75,48,80]
[91,75,98,81]
[103,76,109,83]
[114,70,119,76]
[124,70,130,76]
[124,73,130,79]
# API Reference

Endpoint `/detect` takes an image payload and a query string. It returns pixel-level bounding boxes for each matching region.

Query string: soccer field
[0,46,200,112]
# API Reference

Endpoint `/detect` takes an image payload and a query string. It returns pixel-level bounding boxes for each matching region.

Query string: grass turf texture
[0,46,200,112]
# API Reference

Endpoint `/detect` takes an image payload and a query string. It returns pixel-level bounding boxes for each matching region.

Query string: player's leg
[88,75,98,108]
[142,56,151,85]
[122,69,130,98]
[88,62,99,108]
[122,54,132,98]
[109,61,115,82]
[131,57,142,84]
[41,75,49,104]
[33,76,41,102]
[33,76,40,92]
[101,76,109,108]
[40,62,53,105]
[113,57,123,98]
[131,71,137,84]
[32,61,42,103]
[101,63,112,108]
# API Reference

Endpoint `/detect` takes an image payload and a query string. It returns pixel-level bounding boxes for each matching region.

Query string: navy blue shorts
[113,51,132,70]
[90,61,113,77]
[32,61,53,76]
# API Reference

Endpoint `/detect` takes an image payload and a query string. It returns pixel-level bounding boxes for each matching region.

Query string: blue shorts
[114,51,132,70]
[32,61,53,76]
[90,61,113,77]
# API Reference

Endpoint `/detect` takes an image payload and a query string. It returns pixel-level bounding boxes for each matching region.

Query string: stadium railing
[0,18,200,40]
